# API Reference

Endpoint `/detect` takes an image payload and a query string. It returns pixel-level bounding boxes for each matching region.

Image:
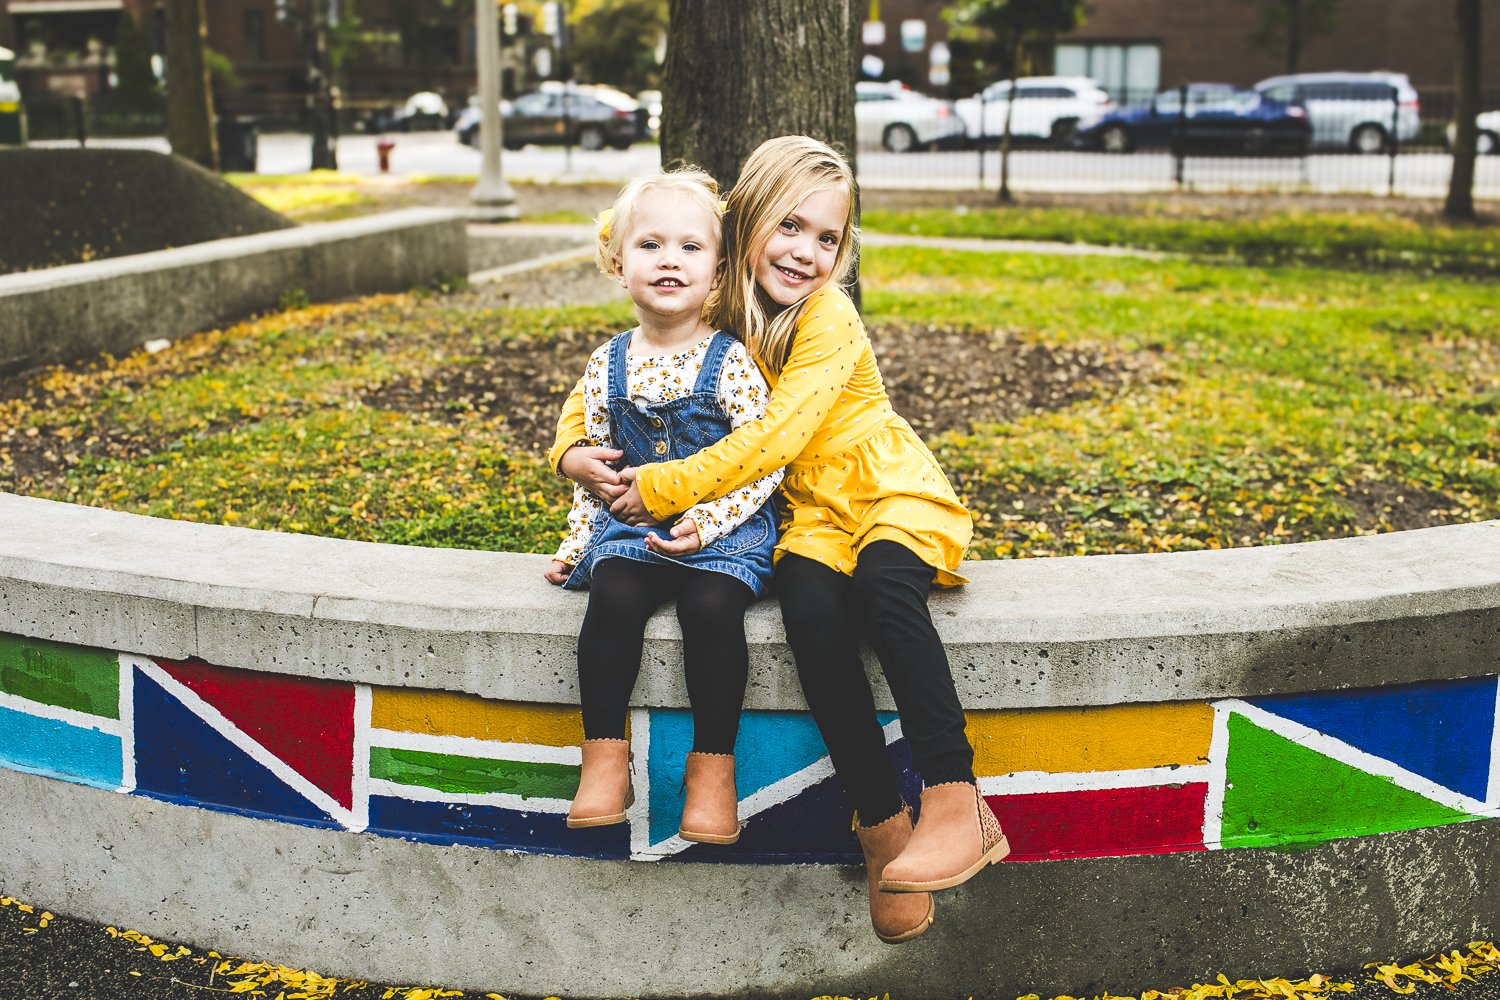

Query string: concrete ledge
[0,209,468,376]
[2,494,1498,997]
[3,494,1498,709]
[3,766,1495,998]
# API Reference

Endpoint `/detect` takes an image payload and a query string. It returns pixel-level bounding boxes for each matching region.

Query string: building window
[1054,42,1159,105]
[244,9,265,63]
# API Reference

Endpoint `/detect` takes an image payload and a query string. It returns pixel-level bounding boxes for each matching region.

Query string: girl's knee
[675,576,753,631]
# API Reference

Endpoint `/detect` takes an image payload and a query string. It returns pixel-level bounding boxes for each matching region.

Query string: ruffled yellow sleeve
[546,375,589,474]
[635,286,863,520]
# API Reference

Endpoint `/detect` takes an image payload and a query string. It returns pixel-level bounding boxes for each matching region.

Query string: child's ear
[611,257,628,288]
[711,260,724,291]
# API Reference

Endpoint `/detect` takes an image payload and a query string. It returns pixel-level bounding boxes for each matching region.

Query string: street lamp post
[471,0,519,219]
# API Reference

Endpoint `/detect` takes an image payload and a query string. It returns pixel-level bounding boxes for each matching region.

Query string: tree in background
[946,0,1085,202]
[570,0,666,92]
[164,0,217,170]
[112,6,158,104]
[1444,0,1480,220]
[279,0,342,170]
[1238,0,1340,75]
[661,0,860,191]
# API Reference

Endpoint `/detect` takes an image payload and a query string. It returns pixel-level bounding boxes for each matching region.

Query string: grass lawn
[2,222,1497,559]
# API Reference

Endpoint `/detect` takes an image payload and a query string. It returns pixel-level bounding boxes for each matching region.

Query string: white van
[1254,71,1420,153]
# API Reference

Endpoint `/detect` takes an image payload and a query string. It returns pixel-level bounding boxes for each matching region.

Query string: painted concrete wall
[0,209,468,376]
[1,493,1498,995]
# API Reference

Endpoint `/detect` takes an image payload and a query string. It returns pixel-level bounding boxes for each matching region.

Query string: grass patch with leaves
[863,204,1500,277]
[2,245,1496,559]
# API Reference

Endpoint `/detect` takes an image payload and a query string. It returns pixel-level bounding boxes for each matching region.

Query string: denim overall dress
[562,330,778,598]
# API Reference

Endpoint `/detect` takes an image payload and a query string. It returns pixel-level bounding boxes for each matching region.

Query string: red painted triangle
[155,659,355,810]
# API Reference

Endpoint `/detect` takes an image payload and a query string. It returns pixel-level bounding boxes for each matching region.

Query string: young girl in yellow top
[550,136,1007,944]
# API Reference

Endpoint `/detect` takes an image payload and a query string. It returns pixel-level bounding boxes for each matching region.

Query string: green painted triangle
[1221,711,1475,849]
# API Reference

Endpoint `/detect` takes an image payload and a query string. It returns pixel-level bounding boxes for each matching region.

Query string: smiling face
[614,187,721,327]
[753,186,850,307]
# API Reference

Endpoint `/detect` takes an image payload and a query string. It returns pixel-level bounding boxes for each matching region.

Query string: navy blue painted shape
[674,737,921,865]
[133,668,338,828]
[1249,676,1497,801]
[367,796,630,858]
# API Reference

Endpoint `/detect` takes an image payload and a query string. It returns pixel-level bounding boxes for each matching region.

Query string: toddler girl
[544,169,781,845]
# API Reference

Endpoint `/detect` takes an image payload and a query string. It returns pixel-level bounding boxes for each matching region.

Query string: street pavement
[30,130,1500,198]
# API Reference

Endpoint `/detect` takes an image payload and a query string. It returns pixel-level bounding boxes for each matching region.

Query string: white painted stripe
[977,764,1213,797]
[0,689,126,739]
[136,661,357,829]
[1488,677,1500,810]
[117,654,139,793]
[367,777,571,815]
[1201,702,1233,850]
[350,685,373,833]
[1222,699,1497,819]
[628,708,653,860]
[368,727,580,766]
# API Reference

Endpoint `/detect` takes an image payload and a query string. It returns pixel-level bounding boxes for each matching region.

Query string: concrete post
[471,0,519,221]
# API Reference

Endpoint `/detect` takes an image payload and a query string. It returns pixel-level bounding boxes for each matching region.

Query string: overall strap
[605,329,634,399]
[691,331,737,396]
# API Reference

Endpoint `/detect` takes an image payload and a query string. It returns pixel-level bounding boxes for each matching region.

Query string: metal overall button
[654,440,669,455]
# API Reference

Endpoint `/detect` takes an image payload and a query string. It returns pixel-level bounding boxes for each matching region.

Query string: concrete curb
[0,208,468,376]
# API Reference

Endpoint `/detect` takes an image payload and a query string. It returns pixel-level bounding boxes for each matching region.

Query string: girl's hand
[559,445,627,503]
[609,470,663,526]
[543,560,571,585]
[645,519,702,557]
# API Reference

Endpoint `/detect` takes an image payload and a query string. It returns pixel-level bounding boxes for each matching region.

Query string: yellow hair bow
[595,200,729,242]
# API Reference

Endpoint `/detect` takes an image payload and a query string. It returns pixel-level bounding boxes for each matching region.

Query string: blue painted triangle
[647,709,899,848]
[1248,676,1497,802]
[133,668,337,828]
[675,736,920,864]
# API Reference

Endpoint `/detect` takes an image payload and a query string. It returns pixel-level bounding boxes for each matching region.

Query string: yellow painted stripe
[370,688,585,747]
[967,702,1215,776]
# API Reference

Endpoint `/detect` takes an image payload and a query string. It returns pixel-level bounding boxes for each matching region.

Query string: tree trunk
[305,0,338,171]
[1284,0,1302,73]
[164,0,217,170]
[1444,0,1479,220]
[998,33,1023,203]
[661,0,859,191]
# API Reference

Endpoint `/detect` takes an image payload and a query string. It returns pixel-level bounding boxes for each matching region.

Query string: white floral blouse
[553,334,783,567]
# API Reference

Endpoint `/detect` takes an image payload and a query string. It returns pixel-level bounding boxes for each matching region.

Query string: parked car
[355,91,452,133]
[954,75,1113,147]
[1445,110,1500,155]
[455,83,643,150]
[855,80,966,152]
[1074,83,1310,155]
[1253,71,1420,153]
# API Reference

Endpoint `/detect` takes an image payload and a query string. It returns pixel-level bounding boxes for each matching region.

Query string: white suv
[1254,71,1420,153]
[954,76,1114,147]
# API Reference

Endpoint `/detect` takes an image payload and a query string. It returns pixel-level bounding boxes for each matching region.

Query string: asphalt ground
[3,893,1498,1000]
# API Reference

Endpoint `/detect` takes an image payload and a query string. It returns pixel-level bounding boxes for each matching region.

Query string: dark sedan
[1075,84,1311,155]
[455,85,645,150]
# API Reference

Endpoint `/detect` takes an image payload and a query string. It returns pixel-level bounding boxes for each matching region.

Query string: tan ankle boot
[567,738,633,828]
[678,751,740,844]
[878,781,1009,893]
[854,807,934,944]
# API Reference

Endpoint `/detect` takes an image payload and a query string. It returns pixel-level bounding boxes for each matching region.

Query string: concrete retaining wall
[1,492,1497,997]
[0,208,468,376]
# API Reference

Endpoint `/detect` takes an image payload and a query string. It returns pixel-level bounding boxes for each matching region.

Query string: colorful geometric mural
[1,630,1496,864]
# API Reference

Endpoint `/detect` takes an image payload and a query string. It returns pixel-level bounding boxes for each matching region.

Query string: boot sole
[878,834,1010,893]
[876,895,935,944]
[567,788,634,828]
[677,826,741,845]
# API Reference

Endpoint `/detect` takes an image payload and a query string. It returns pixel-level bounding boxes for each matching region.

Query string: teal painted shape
[0,703,122,789]
[646,709,895,847]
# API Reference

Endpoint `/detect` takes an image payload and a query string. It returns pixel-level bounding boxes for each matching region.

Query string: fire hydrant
[376,137,395,174]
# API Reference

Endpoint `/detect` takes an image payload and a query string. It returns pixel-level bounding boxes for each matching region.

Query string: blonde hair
[708,135,860,375]
[594,167,723,277]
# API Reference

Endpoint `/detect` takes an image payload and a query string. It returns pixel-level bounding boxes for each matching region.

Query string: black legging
[577,557,756,754]
[775,540,975,826]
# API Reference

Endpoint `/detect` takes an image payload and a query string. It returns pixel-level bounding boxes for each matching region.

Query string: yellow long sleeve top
[548,285,971,585]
